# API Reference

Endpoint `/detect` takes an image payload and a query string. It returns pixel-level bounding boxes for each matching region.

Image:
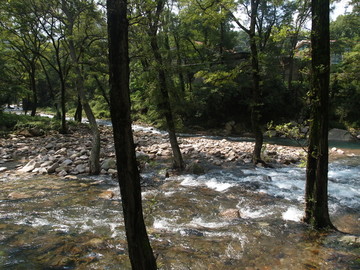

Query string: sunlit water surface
[0,155,359,269]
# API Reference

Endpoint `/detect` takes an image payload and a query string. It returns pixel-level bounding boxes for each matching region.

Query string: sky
[331,0,353,20]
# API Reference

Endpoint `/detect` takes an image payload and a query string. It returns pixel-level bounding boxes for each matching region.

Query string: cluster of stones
[0,124,318,177]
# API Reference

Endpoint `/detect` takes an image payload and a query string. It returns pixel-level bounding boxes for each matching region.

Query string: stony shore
[0,124,356,177]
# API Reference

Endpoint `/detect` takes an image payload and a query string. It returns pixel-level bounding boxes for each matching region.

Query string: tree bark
[147,0,184,170]
[68,41,101,175]
[30,63,37,117]
[62,0,101,175]
[74,95,83,123]
[249,0,264,164]
[107,1,158,269]
[304,0,335,230]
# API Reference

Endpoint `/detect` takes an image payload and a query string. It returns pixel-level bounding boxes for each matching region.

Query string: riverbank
[0,124,358,178]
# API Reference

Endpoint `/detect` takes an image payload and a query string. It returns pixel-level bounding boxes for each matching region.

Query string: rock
[45,143,55,149]
[101,158,116,170]
[98,190,115,199]
[29,128,45,137]
[74,164,86,174]
[219,208,241,219]
[47,162,59,173]
[55,148,67,155]
[18,160,40,172]
[8,192,32,199]
[0,167,7,172]
[180,229,204,237]
[64,175,77,180]
[108,168,117,175]
[61,159,73,166]
[58,170,68,177]
[186,162,205,175]
[328,128,353,141]
[339,235,359,244]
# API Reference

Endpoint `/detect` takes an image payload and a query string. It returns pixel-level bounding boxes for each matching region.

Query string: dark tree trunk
[30,64,37,117]
[74,95,83,123]
[94,74,110,106]
[304,0,335,230]
[106,1,158,269]
[150,36,184,169]
[147,1,184,170]
[249,0,263,164]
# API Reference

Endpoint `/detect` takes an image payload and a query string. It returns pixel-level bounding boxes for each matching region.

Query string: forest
[0,0,359,132]
[0,0,360,269]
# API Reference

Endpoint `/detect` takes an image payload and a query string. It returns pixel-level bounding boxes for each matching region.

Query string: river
[0,153,359,269]
[1,110,359,269]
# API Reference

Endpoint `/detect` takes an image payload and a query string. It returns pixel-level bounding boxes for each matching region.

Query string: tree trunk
[68,41,100,175]
[150,35,184,169]
[249,0,264,164]
[147,4,184,170]
[30,64,37,117]
[74,95,83,123]
[62,0,100,175]
[107,1,158,269]
[304,0,335,230]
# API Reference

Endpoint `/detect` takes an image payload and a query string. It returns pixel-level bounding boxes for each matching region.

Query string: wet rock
[186,162,205,175]
[84,238,107,249]
[64,175,78,180]
[58,170,68,177]
[328,128,353,141]
[219,208,241,219]
[180,229,204,237]
[98,190,115,199]
[0,167,7,172]
[8,192,32,199]
[339,235,359,244]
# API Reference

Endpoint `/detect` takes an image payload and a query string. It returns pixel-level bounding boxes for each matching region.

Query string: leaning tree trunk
[107,0,158,269]
[68,41,100,175]
[150,36,184,170]
[304,0,335,230]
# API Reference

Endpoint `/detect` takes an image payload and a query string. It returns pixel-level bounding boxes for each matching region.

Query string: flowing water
[1,154,359,269]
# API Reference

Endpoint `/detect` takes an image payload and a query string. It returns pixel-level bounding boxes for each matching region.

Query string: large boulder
[328,128,353,141]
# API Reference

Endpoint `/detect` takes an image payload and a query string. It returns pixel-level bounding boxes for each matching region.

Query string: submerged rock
[98,190,115,199]
[219,208,241,219]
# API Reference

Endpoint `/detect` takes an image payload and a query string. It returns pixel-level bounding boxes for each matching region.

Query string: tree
[144,0,184,169]
[0,0,46,116]
[303,0,335,229]
[106,0,158,268]
[61,0,102,175]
